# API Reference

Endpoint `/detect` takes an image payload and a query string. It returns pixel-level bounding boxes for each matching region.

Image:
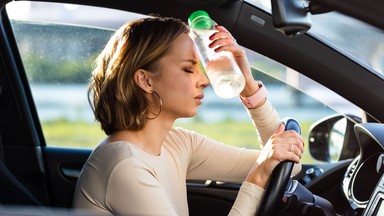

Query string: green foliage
[42,119,106,148]
[176,120,260,149]
[42,119,315,163]
[23,53,97,84]
[11,20,112,84]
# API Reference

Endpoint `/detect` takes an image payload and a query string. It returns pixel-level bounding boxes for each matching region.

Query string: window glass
[6,1,144,148]
[6,1,360,164]
[245,0,384,77]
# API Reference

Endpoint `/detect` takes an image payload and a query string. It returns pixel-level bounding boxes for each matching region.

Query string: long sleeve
[185,134,260,182]
[185,98,280,181]
[247,99,281,147]
[181,99,284,216]
[229,182,265,216]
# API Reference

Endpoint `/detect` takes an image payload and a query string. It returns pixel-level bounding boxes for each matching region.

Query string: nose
[198,68,210,88]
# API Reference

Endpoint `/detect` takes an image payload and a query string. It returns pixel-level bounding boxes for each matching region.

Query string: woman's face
[152,32,209,119]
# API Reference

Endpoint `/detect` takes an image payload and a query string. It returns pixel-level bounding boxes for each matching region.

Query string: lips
[195,94,204,100]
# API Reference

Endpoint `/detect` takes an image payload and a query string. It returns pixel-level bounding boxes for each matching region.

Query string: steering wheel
[256,118,301,216]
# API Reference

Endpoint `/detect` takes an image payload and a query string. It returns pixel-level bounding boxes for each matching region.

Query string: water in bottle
[188,10,245,99]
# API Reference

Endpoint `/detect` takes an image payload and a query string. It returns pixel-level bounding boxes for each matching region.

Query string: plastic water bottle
[188,10,245,99]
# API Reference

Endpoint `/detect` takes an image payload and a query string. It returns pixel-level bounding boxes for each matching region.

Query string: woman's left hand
[245,124,305,188]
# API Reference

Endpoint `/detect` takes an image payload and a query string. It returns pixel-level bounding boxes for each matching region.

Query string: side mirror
[308,114,361,162]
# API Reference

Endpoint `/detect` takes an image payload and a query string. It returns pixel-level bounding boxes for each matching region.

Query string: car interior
[0,0,383,215]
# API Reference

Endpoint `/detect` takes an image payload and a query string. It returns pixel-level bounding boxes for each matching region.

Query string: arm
[210,25,280,148]
[185,130,260,182]
[229,182,265,215]
[247,99,281,148]
[208,26,304,215]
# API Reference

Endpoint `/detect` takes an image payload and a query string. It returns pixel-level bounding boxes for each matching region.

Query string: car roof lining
[311,0,384,30]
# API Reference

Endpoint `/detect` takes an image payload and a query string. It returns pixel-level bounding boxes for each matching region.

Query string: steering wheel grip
[256,117,301,216]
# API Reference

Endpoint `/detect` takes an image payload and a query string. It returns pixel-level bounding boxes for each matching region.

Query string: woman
[73,16,304,215]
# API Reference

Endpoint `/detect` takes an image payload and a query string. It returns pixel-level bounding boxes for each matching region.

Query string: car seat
[0,134,42,206]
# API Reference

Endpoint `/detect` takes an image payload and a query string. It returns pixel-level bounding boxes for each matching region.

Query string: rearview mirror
[271,0,311,36]
[308,114,361,163]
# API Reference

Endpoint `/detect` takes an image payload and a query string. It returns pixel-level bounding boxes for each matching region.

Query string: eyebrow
[181,59,198,65]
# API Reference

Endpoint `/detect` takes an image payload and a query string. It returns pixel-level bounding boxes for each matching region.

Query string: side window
[10,21,109,148]
[243,49,361,164]
[6,2,145,148]
[6,2,361,164]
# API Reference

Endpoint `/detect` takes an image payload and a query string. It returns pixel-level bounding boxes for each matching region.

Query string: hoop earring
[147,91,162,120]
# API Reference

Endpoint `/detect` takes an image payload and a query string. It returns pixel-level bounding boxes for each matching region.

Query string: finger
[296,141,305,153]
[288,143,303,159]
[269,136,304,158]
[277,130,305,146]
[284,137,305,154]
[288,132,305,153]
[279,129,301,138]
[214,25,229,32]
[269,145,301,164]
[267,124,287,146]
[208,38,236,49]
[213,25,233,38]
[288,143,293,153]
[278,145,301,163]
[209,32,235,42]
[275,123,285,134]
[289,152,301,163]
[282,137,304,154]
[209,26,235,41]
[270,138,302,154]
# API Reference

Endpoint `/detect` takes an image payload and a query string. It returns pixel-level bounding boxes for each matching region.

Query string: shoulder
[167,127,210,150]
[93,142,155,168]
[166,127,217,156]
[168,127,206,143]
[86,142,154,185]
[80,142,138,177]
[92,141,135,163]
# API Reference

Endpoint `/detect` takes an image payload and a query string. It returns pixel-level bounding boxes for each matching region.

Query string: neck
[107,117,175,156]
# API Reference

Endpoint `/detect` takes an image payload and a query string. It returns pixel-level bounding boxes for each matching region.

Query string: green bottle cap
[188,10,213,29]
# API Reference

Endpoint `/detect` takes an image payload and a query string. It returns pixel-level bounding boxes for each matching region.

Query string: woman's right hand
[245,123,304,188]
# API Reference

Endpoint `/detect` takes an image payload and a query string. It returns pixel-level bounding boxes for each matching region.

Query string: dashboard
[364,174,384,216]
[342,123,384,215]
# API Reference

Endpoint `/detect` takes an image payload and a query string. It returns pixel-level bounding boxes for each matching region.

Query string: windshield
[245,0,384,78]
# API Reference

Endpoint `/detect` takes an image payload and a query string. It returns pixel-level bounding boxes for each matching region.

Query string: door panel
[42,147,91,207]
[188,185,238,216]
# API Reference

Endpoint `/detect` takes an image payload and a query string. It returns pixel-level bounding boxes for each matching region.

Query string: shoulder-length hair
[88,16,189,135]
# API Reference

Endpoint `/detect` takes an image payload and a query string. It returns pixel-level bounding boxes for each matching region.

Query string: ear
[134,69,153,93]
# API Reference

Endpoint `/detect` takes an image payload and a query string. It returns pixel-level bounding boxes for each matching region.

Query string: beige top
[73,100,282,215]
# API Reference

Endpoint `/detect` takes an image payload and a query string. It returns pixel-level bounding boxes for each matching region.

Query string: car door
[1,1,243,213]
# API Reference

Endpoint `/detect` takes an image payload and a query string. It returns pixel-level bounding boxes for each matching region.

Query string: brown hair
[88,16,189,135]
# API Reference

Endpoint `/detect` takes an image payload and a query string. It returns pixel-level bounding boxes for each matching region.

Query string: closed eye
[184,68,193,73]
[181,59,198,73]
